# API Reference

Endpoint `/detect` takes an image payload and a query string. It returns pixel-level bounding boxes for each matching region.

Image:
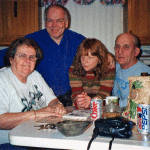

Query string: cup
[104,96,119,106]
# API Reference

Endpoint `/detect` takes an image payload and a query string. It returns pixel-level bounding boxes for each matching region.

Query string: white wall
[42,0,124,54]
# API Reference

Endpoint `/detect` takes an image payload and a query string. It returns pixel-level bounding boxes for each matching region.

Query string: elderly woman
[69,38,116,109]
[0,37,66,144]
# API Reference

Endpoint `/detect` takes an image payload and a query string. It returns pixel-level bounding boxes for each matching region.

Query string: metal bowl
[57,120,91,137]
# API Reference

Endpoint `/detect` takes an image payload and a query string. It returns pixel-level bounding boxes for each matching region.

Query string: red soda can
[137,104,150,134]
[90,98,103,120]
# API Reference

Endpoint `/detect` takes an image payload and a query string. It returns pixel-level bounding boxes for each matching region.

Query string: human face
[114,34,140,69]
[45,7,68,44]
[81,52,99,71]
[10,45,37,83]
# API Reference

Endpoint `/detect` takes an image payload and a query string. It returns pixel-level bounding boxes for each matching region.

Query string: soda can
[137,104,150,134]
[90,98,103,121]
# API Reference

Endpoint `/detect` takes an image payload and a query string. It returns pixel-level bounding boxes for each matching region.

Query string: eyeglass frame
[15,53,38,62]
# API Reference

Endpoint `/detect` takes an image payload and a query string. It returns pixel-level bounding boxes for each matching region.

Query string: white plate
[62,109,91,121]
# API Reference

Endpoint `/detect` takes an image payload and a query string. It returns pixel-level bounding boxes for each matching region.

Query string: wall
[41,0,124,54]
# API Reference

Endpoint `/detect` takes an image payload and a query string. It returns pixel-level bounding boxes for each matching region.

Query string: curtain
[43,0,125,6]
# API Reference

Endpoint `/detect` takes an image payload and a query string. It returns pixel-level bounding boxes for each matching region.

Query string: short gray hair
[44,4,71,29]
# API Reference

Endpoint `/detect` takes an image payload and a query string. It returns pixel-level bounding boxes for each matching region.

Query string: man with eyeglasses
[112,33,150,108]
[25,4,85,106]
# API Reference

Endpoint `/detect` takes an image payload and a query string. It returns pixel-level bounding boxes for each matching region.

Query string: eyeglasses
[114,44,136,51]
[46,18,65,25]
[15,53,38,62]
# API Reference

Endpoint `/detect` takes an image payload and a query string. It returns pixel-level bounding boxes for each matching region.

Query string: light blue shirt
[112,61,150,107]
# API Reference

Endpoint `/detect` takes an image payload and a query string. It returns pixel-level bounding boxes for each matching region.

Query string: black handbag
[87,117,135,150]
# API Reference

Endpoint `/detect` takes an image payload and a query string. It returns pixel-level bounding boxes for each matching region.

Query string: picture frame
[139,46,150,66]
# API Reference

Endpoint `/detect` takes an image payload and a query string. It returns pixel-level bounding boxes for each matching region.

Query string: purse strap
[87,127,115,150]
[109,137,114,150]
[87,128,98,150]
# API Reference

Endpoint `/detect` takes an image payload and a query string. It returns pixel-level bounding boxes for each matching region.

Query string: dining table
[9,107,150,150]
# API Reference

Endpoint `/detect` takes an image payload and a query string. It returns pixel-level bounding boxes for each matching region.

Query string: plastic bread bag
[122,76,150,124]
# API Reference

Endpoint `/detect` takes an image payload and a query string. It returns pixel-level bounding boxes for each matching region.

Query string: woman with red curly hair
[69,38,116,109]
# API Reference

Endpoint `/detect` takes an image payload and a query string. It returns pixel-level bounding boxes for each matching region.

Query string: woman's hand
[0,99,66,130]
[34,106,61,119]
[75,92,91,109]
[0,107,60,130]
[48,98,67,116]
[52,102,67,116]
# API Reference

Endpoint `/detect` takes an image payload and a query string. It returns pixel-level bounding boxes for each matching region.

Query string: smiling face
[81,52,99,71]
[45,7,68,44]
[10,44,36,83]
[114,33,140,69]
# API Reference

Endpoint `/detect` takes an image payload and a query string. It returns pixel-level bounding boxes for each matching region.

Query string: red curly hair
[72,38,111,79]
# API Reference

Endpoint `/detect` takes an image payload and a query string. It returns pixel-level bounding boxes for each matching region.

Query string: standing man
[112,33,150,108]
[25,4,85,101]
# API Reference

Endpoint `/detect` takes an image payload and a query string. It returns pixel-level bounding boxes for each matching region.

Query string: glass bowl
[57,120,91,137]
[103,103,123,119]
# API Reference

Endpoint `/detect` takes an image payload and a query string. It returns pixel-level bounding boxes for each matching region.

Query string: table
[9,119,150,150]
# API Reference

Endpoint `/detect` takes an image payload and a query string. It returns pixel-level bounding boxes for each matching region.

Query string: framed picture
[139,46,150,66]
